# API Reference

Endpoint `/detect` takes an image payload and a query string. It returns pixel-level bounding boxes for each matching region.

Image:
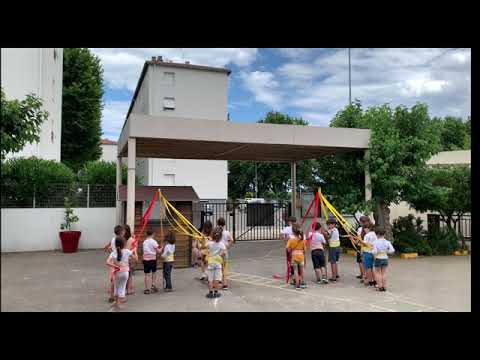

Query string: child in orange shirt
[286,224,307,290]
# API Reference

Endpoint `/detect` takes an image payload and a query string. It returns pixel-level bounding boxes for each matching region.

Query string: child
[372,226,395,292]
[281,216,297,285]
[286,223,306,290]
[142,230,162,294]
[161,231,176,292]
[350,216,369,281]
[325,219,341,282]
[104,225,125,303]
[206,226,227,299]
[217,217,234,290]
[124,224,136,295]
[106,236,138,308]
[199,221,213,281]
[308,222,328,284]
[357,222,377,287]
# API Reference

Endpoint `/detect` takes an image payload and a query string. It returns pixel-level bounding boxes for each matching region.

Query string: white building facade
[100,139,118,162]
[1,48,63,161]
[129,58,229,200]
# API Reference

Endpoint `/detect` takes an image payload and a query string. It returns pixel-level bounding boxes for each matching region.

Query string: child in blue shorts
[358,222,377,287]
[372,226,395,292]
[325,219,341,282]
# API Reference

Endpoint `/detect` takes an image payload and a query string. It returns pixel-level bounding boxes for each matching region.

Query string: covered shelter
[116,114,371,233]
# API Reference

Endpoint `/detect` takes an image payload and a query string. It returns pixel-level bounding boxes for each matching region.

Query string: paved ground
[1,240,471,312]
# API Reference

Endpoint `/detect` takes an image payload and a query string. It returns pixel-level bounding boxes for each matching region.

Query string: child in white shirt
[281,216,297,285]
[308,222,328,284]
[372,227,395,292]
[106,236,138,309]
[325,219,341,282]
[217,217,234,290]
[206,227,227,299]
[161,231,176,292]
[104,225,125,303]
[357,222,377,287]
[142,230,162,294]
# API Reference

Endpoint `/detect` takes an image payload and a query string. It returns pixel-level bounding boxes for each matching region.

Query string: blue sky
[91,48,471,140]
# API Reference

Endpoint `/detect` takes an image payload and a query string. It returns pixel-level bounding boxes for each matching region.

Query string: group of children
[193,217,234,299]
[281,215,395,292]
[104,224,176,308]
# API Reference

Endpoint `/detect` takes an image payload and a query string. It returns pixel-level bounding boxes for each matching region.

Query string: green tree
[405,165,471,249]
[1,88,49,160]
[433,116,470,151]
[78,160,128,185]
[317,102,441,240]
[61,48,104,172]
[228,111,317,200]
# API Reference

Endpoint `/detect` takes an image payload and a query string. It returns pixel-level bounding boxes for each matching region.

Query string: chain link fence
[1,182,116,208]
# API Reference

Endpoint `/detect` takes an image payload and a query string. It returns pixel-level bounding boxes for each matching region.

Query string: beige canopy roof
[118,114,370,161]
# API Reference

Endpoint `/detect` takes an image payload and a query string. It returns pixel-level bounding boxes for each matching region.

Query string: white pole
[116,156,122,224]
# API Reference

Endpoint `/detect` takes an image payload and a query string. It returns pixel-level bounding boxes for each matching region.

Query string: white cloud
[239,71,283,109]
[92,48,258,91]
[101,100,131,140]
[277,48,316,60]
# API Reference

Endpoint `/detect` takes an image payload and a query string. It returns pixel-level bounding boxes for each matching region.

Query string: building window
[163,97,175,111]
[163,72,175,85]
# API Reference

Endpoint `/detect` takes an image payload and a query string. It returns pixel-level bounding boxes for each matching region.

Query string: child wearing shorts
[358,222,377,287]
[206,226,226,299]
[281,216,297,285]
[217,217,234,290]
[106,236,138,309]
[286,224,306,290]
[372,226,395,292]
[199,221,213,281]
[161,231,176,292]
[352,215,370,281]
[308,222,328,284]
[325,219,341,282]
[142,230,161,294]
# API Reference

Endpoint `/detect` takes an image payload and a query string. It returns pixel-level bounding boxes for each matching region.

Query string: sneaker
[322,278,329,284]
[151,286,159,293]
[336,275,340,279]
[296,286,301,290]
[222,285,229,290]
[369,281,375,286]
[316,279,322,284]
[214,291,222,298]
[300,282,307,289]
[206,292,215,299]
[328,278,336,282]
[356,275,363,279]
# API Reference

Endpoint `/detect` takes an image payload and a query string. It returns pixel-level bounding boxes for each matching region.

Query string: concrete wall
[1,48,63,161]
[1,208,115,252]
[100,144,117,162]
[131,63,229,200]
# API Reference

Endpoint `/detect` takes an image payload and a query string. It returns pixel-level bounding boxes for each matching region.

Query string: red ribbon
[130,190,159,251]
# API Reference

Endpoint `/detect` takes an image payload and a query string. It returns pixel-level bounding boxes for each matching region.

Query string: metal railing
[427,213,471,240]
[1,182,116,208]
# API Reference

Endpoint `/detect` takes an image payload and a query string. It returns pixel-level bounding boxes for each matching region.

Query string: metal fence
[198,201,290,241]
[427,213,471,240]
[1,183,116,208]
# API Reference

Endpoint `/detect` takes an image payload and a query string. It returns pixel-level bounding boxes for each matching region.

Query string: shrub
[392,214,432,255]
[1,157,75,207]
[78,160,127,185]
[427,227,460,255]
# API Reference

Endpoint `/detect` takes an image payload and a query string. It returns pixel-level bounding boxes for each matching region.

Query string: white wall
[132,63,229,200]
[1,208,115,252]
[1,48,63,161]
[100,144,117,162]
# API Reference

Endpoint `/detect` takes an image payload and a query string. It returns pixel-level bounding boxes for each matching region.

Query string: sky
[91,48,471,141]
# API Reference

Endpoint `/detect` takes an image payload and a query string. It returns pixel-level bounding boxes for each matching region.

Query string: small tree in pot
[59,196,81,253]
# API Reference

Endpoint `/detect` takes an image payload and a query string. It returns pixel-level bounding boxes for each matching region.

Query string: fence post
[232,204,236,241]
[87,184,90,208]
[33,185,36,208]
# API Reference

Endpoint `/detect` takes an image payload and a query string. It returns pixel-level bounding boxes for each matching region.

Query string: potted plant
[59,196,81,253]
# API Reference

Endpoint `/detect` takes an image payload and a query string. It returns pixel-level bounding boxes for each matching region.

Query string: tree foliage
[61,48,104,171]
[1,88,49,160]
[78,160,127,185]
[228,111,317,200]
[432,116,470,151]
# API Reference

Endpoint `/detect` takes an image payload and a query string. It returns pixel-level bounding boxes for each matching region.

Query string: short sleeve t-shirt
[287,237,306,263]
[207,240,226,266]
[143,238,159,261]
[221,229,232,259]
[363,232,377,253]
[308,231,326,251]
[162,243,175,262]
[327,228,340,247]
[281,226,293,239]
[110,237,116,252]
[109,249,133,272]
[372,238,395,259]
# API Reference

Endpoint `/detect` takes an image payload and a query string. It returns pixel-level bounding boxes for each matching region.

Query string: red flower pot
[59,231,81,253]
